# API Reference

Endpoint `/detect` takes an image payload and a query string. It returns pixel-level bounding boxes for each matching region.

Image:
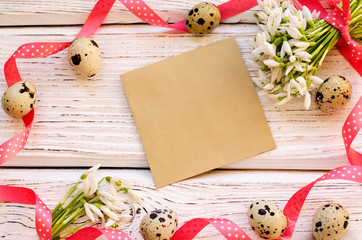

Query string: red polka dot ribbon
[0,0,259,165]
[296,0,362,77]
[171,218,251,240]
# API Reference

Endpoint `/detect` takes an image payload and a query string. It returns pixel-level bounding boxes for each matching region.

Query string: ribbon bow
[324,0,362,62]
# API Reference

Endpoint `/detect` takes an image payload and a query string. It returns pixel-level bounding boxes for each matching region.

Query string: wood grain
[0,25,361,169]
[0,168,361,240]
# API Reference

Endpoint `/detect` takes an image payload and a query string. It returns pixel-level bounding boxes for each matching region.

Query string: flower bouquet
[248,0,361,109]
[51,164,137,240]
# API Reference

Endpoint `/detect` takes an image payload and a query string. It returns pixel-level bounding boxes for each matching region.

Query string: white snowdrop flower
[88,203,104,218]
[264,83,275,90]
[289,14,302,29]
[271,67,282,83]
[83,174,98,197]
[101,206,120,221]
[293,45,309,53]
[263,42,276,57]
[263,59,281,68]
[291,79,303,95]
[295,52,311,62]
[255,33,265,47]
[294,42,310,48]
[271,14,282,35]
[258,12,269,21]
[251,47,264,59]
[287,27,302,39]
[85,163,101,176]
[84,203,104,222]
[105,218,115,228]
[288,5,298,14]
[304,90,311,110]
[302,6,313,23]
[311,9,320,19]
[267,15,274,34]
[246,59,263,69]
[272,7,282,18]
[84,203,96,222]
[309,75,323,85]
[289,55,296,62]
[282,41,292,55]
[264,6,273,15]
[293,61,304,72]
[296,77,307,90]
[98,190,118,201]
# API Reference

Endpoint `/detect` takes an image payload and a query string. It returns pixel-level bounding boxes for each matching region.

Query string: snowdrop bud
[304,90,311,110]
[263,42,276,57]
[287,27,302,39]
[84,203,96,222]
[101,206,119,221]
[85,163,101,176]
[311,9,320,19]
[264,59,283,68]
[289,14,302,29]
[295,52,312,62]
[272,15,282,35]
[302,6,313,22]
[255,33,264,47]
[264,83,275,90]
[309,75,323,85]
[294,42,310,48]
[258,12,269,21]
[282,41,292,55]
[289,55,296,62]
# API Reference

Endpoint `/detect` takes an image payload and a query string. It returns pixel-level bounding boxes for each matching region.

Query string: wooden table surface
[0,1,361,239]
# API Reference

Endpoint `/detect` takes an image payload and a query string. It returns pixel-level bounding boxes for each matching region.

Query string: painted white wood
[0,25,360,169]
[0,168,361,240]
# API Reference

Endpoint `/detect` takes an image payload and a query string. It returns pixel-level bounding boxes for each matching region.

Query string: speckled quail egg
[186,2,221,35]
[2,81,36,118]
[315,76,352,113]
[313,203,349,240]
[140,209,178,240]
[248,200,287,239]
[68,37,101,77]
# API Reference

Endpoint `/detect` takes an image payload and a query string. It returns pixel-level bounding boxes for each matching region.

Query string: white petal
[302,6,313,22]
[88,204,104,219]
[264,83,275,90]
[287,27,302,39]
[282,41,292,55]
[105,219,115,228]
[86,163,101,175]
[309,75,323,85]
[289,14,302,29]
[272,14,282,35]
[263,59,280,68]
[88,175,98,197]
[263,42,276,56]
[294,42,310,48]
[84,203,96,222]
[83,177,90,197]
[98,191,118,201]
[304,91,311,110]
[101,206,120,221]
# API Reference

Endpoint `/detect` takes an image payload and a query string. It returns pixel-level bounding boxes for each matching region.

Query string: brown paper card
[121,38,276,188]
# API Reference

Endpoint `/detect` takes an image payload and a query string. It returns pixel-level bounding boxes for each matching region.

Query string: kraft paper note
[121,38,276,188]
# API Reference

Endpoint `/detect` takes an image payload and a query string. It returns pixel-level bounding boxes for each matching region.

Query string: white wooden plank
[0,168,361,239]
[0,25,361,169]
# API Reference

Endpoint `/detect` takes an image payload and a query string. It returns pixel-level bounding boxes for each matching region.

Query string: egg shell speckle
[248,200,287,239]
[1,81,36,118]
[313,203,349,240]
[186,2,221,35]
[68,37,101,77]
[315,76,352,113]
[140,209,178,240]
